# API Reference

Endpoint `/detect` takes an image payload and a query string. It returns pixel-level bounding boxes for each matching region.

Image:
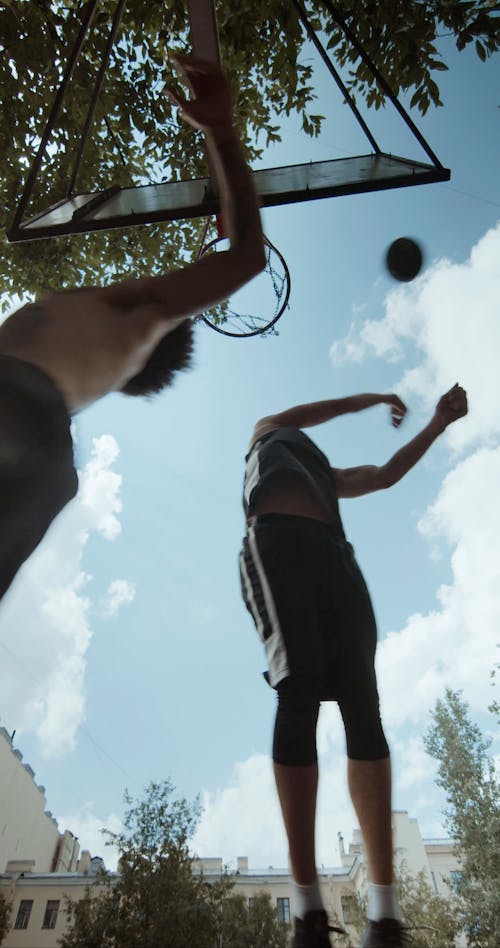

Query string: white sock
[293,878,324,920]
[367,883,400,922]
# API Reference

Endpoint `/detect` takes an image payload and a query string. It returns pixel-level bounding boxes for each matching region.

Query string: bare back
[0,290,182,413]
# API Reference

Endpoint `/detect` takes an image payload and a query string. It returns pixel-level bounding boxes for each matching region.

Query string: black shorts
[239,513,380,704]
[0,355,78,600]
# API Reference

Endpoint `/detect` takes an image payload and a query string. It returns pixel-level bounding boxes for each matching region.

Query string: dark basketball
[385,237,424,282]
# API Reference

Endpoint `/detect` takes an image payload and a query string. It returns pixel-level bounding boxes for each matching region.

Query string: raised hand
[386,393,407,428]
[165,55,233,133]
[434,383,468,430]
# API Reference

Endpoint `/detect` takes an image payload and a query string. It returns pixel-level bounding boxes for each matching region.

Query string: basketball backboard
[7,0,450,243]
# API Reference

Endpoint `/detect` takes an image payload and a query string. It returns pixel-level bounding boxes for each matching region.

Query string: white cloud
[191,755,286,868]
[79,435,123,540]
[0,435,134,757]
[101,579,136,618]
[377,448,500,733]
[330,221,500,451]
[58,803,123,869]
[192,725,359,870]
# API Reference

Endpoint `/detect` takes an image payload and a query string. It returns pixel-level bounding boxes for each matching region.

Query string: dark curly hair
[120,320,195,397]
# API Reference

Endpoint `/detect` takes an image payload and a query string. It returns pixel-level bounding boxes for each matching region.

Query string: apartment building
[0,728,465,946]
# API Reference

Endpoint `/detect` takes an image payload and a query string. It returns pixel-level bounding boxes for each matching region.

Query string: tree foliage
[60,780,216,948]
[488,660,499,722]
[214,892,289,948]
[0,892,11,946]
[343,867,459,948]
[396,863,460,948]
[59,779,288,948]
[424,688,500,948]
[1,0,498,307]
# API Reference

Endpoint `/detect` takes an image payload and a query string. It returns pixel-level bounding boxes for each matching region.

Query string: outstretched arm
[251,392,407,445]
[101,56,265,319]
[334,384,468,498]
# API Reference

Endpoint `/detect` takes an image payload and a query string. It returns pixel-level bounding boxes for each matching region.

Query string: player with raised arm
[0,55,265,601]
[239,384,467,948]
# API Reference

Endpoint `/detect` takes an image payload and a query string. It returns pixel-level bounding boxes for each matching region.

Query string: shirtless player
[0,56,265,600]
[239,384,468,948]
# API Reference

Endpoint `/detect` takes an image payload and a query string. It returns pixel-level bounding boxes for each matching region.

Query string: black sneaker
[360,918,411,947]
[290,909,346,948]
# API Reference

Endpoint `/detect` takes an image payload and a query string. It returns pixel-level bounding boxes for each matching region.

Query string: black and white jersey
[243,426,346,537]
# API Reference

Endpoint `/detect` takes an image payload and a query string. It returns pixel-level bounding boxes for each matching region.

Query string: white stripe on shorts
[243,446,261,509]
[246,523,290,687]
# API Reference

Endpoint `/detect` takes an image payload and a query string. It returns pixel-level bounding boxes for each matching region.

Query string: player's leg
[335,547,405,947]
[347,756,393,885]
[240,516,340,946]
[273,681,320,886]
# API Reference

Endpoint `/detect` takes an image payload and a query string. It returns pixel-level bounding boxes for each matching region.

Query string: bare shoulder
[41,285,105,313]
[0,300,47,350]
[248,416,281,451]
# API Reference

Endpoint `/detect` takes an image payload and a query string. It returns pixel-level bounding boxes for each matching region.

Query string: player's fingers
[165,88,188,111]
[172,54,222,76]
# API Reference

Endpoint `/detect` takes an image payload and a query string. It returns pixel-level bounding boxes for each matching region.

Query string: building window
[14,900,33,930]
[248,897,255,911]
[341,895,355,925]
[42,900,60,929]
[430,871,438,894]
[449,870,463,890]
[277,897,291,925]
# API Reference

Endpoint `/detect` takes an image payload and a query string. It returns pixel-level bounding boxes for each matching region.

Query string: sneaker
[290,909,346,948]
[360,917,411,947]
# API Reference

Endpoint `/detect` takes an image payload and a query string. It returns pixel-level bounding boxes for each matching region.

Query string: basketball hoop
[197,224,291,338]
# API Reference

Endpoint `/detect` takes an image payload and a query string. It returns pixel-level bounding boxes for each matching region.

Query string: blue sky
[1,34,499,870]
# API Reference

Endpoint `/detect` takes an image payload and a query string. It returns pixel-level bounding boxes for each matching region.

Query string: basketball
[385,237,424,282]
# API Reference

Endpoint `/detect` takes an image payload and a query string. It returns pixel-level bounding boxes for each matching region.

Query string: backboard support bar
[7,0,450,244]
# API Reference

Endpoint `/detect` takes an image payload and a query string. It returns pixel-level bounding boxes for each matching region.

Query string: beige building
[0,728,79,877]
[0,729,465,946]
[192,813,465,944]
[0,727,97,947]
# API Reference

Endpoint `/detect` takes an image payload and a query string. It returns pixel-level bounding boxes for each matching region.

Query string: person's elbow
[377,465,399,490]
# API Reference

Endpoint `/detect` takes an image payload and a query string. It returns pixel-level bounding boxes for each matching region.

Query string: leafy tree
[345,867,459,948]
[424,688,500,948]
[59,780,223,948]
[395,863,460,947]
[1,1,498,308]
[0,892,11,945]
[488,660,499,722]
[59,779,289,948]
[214,891,289,948]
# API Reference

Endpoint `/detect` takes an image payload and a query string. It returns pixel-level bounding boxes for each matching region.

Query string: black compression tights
[272,678,390,765]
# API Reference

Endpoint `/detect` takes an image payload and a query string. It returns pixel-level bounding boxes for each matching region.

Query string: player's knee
[272,681,319,766]
[345,720,389,761]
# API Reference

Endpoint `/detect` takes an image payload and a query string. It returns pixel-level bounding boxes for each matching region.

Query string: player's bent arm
[100,242,264,322]
[100,125,265,321]
[334,416,446,498]
[251,392,406,443]
[167,57,265,271]
[205,125,265,264]
[333,465,386,498]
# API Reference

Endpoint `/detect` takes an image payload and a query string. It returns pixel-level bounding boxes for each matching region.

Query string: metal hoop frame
[199,234,291,338]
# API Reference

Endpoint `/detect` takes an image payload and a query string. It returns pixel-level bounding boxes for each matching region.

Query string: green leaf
[475,39,487,62]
